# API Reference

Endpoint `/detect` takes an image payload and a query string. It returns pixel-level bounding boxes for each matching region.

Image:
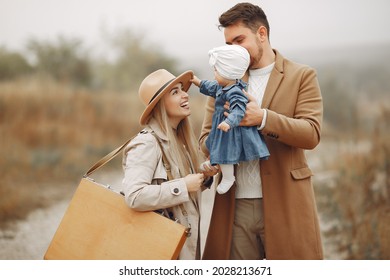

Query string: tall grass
[315,107,390,259]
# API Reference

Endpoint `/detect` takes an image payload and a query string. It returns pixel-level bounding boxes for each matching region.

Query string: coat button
[173,188,179,194]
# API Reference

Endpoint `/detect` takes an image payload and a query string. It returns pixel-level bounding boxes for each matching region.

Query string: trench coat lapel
[261,50,284,109]
[147,118,168,141]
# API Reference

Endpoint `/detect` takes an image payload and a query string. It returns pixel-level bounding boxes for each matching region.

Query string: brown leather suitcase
[44,137,187,260]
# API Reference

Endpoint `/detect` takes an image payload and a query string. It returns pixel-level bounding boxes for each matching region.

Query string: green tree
[0,47,32,80]
[318,66,359,133]
[95,28,178,92]
[27,36,92,87]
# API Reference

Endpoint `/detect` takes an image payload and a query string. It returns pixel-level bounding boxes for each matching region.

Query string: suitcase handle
[84,137,135,177]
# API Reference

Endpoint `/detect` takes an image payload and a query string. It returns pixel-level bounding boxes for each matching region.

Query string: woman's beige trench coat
[122,118,202,260]
[200,50,324,260]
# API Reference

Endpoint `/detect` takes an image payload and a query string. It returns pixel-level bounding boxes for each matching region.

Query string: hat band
[148,78,175,104]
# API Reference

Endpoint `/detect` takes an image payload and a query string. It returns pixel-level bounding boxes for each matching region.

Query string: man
[200,3,324,260]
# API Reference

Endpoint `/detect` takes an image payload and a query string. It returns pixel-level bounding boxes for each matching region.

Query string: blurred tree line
[317,61,390,135]
[0,27,177,92]
[1,27,390,133]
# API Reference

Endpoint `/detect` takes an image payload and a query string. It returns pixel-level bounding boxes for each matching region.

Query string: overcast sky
[1,0,390,68]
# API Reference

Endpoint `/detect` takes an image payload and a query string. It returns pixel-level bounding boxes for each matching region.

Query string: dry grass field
[0,78,138,223]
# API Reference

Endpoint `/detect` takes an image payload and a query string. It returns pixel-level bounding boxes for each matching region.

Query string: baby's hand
[218,121,230,132]
[190,75,201,87]
[200,160,219,177]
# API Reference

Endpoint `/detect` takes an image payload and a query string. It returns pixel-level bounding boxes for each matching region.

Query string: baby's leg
[217,164,235,194]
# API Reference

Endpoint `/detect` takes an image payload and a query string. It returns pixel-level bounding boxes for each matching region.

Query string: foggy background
[2,0,390,73]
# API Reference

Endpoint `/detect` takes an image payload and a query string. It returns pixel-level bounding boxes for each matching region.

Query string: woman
[122,69,217,260]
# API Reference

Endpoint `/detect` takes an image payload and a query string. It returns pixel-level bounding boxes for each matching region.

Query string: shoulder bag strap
[84,134,138,177]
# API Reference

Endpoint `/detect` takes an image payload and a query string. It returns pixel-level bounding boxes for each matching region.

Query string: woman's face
[163,82,190,128]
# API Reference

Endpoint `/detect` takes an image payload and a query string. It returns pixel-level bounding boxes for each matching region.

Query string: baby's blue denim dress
[200,79,270,165]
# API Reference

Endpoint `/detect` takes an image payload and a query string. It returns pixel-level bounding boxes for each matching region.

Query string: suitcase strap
[84,135,137,177]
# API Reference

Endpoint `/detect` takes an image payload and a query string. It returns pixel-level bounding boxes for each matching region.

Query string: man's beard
[249,38,263,69]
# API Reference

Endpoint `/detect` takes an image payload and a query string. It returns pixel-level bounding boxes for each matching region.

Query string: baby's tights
[217,164,235,194]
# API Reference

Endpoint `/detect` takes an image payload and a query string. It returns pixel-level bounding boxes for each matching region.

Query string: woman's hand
[184,173,204,192]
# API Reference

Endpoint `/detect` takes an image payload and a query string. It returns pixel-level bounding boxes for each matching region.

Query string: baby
[191,45,270,194]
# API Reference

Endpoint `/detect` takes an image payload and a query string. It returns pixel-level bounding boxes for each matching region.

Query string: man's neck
[257,46,275,69]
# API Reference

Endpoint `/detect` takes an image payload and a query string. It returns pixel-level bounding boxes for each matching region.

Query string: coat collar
[241,49,284,108]
[222,79,247,91]
[218,80,247,97]
[261,49,284,108]
[145,117,169,141]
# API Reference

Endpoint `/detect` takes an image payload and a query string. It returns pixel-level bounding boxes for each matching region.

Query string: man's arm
[223,68,322,150]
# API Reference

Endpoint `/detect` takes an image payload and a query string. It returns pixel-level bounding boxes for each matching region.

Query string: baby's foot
[216,178,235,194]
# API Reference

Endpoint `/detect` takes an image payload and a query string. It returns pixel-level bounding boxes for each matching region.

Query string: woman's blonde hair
[151,100,203,177]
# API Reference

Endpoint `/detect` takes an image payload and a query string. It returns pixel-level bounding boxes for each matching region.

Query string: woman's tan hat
[138,69,194,125]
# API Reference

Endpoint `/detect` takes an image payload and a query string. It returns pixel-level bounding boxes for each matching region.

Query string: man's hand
[224,89,263,126]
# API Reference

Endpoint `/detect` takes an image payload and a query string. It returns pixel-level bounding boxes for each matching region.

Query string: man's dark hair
[219,2,270,38]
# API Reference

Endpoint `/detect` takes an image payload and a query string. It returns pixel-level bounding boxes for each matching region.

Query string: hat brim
[139,70,194,125]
